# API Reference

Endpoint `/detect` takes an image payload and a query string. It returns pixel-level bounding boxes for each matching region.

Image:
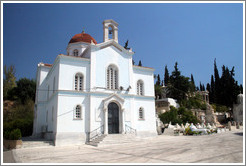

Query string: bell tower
[103,19,119,43]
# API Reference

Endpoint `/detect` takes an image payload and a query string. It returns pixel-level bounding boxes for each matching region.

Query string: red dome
[69,32,97,44]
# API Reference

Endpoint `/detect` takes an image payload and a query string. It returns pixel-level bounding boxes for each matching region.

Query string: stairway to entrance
[86,134,142,147]
[21,137,54,149]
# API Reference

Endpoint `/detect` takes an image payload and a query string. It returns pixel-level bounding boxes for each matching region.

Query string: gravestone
[236,122,240,129]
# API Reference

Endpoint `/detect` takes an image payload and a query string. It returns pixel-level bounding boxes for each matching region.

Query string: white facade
[33,20,157,146]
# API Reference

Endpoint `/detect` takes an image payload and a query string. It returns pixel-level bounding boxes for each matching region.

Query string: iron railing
[125,124,136,135]
[86,125,104,143]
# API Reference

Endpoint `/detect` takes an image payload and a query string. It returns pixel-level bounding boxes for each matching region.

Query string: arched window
[137,80,144,95]
[107,65,118,90]
[139,107,144,120]
[75,105,82,119]
[73,49,79,56]
[74,73,83,91]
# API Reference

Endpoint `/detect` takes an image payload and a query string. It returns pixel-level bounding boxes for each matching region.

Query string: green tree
[164,65,169,86]
[159,106,181,125]
[210,75,215,103]
[159,106,200,125]
[3,65,16,99]
[138,60,142,66]
[206,83,210,93]
[12,78,36,104]
[156,74,161,86]
[214,59,221,104]
[155,84,165,99]
[168,62,190,101]
[190,74,196,92]
[199,82,202,91]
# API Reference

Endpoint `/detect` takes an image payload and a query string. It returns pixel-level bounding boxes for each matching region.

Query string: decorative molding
[102,93,125,112]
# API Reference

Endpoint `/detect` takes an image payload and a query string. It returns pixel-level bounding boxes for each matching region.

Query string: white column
[114,29,118,43]
[104,110,108,134]
[121,109,125,134]
[104,27,109,42]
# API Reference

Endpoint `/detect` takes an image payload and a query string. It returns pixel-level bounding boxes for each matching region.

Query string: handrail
[125,124,137,135]
[86,125,104,143]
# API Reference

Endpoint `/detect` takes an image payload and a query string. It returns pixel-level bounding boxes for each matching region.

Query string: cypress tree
[202,84,205,91]
[156,74,161,86]
[214,59,220,103]
[190,74,196,92]
[199,82,203,91]
[164,65,169,86]
[210,75,215,103]
[138,60,142,66]
[206,83,210,92]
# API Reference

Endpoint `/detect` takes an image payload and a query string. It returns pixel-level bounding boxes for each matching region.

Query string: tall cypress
[214,59,220,104]
[138,60,142,66]
[206,83,211,92]
[190,74,196,92]
[210,75,215,103]
[164,65,169,86]
[199,82,202,91]
[156,74,161,86]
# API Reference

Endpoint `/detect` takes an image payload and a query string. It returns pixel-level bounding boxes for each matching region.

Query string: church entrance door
[108,102,119,134]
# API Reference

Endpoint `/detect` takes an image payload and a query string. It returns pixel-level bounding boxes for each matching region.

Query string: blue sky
[3,3,243,87]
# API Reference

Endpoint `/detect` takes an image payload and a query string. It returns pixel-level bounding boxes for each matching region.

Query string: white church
[33,19,157,146]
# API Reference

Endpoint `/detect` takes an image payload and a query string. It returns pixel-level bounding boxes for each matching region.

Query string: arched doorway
[108,102,119,134]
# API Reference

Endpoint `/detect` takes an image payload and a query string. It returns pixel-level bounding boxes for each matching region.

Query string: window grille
[73,49,79,56]
[137,80,144,96]
[74,73,83,91]
[107,65,118,90]
[75,105,81,119]
[139,107,144,119]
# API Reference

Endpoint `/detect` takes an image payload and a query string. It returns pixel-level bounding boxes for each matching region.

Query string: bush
[159,106,182,125]
[4,129,22,140]
[4,118,33,137]
[185,127,193,135]
[159,106,200,125]
[3,130,11,140]
[181,95,207,110]
[180,109,200,124]
[9,129,22,140]
[212,104,228,112]
[200,103,207,110]
[184,127,202,135]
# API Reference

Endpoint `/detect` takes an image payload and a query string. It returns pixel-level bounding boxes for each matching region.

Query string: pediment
[95,40,134,56]
[102,93,125,111]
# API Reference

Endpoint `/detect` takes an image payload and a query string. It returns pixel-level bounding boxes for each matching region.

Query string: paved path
[3,149,16,163]
[9,130,244,163]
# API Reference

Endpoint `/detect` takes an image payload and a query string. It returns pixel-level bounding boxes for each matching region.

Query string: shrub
[4,129,22,140]
[9,129,22,140]
[180,109,200,124]
[185,127,194,135]
[159,106,200,125]
[200,103,207,110]
[213,104,228,113]
[159,106,182,125]
[3,118,33,137]
[3,130,11,140]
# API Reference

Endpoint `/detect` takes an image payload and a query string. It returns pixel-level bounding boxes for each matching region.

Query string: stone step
[86,134,107,147]
[21,140,54,148]
[97,134,140,147]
